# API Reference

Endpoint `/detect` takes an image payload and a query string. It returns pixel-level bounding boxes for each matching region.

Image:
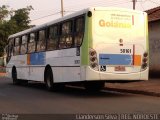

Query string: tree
[0,5,9,22]
[10,6,33,31]
[0,5,33,56]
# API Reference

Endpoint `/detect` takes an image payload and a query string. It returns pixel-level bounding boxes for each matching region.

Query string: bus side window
[20,35,28,54]
[4,45,8,63]
[47,25,58,50]
[5,45,10,63]
[59,21,73,49]
[28,33,36,53]
[8,38,14,56]
[74,16,84,47]
[14,37,20,55]
[37,30,46,52]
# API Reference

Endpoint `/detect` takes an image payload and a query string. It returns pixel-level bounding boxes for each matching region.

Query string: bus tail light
[143,52,148,57]
[89,48,99,71]
[141,52,148,70]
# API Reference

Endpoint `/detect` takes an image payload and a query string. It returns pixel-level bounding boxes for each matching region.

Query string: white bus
[6,7,149,91]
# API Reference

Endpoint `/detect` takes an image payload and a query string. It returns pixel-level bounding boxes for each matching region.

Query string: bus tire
[45,68,54,91]
[84,81,105,92]
[12,67,19,85]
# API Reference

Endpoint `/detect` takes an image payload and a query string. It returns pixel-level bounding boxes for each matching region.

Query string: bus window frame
[13,37,21,56]
[20,34,28,55]
[73,15,85,47]
[7,14,85,56]
[28,32,36,53]
[47,24,59,51]
[8,38,14,57]
[36,29,46,52]
[59,20,73,49]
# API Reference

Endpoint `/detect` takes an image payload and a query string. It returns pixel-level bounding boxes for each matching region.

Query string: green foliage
[0,5,9,22]
[0,5,33,56]
[11,6,33,31]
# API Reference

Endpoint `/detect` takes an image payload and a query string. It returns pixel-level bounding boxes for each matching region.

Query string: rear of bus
[83,7,148,82]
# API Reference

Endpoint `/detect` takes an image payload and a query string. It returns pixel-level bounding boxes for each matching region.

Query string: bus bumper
[84,67,149,81]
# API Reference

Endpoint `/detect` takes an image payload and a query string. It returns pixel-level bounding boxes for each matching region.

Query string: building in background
[146,6,160,75]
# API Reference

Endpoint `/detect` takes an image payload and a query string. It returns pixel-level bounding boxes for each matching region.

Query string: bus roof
[8,8,89,39]
[8,7,146,39]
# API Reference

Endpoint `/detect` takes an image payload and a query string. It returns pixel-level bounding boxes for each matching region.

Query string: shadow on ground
[8,81,133,98]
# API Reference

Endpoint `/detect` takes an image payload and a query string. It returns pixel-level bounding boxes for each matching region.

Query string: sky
[1,0,160,25]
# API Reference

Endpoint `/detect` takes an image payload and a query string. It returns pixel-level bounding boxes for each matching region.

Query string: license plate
[115,66,125,71]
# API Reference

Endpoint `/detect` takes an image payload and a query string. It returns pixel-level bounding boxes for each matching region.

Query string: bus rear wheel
[84,81,105,92]
[45,69,54,91]
[12,67,19,85]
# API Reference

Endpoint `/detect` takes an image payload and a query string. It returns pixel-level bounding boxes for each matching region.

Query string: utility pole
[133,0,137,10]
[61,0,64,17]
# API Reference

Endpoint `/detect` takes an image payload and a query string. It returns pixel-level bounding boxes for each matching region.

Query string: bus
[5,7,149,91]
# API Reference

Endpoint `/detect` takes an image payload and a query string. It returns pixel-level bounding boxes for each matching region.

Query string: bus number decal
[120,49,131,54]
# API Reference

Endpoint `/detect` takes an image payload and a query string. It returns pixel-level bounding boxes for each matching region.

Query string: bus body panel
[48,48,81,83]
[6,48,81,83]
[85,67,148,81]
[6,55,29,80]
[83,8,149,81]
[27,67,45,81]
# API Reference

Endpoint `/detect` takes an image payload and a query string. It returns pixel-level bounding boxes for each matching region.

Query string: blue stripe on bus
[30,52,46,65]
[99,54,132,65]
